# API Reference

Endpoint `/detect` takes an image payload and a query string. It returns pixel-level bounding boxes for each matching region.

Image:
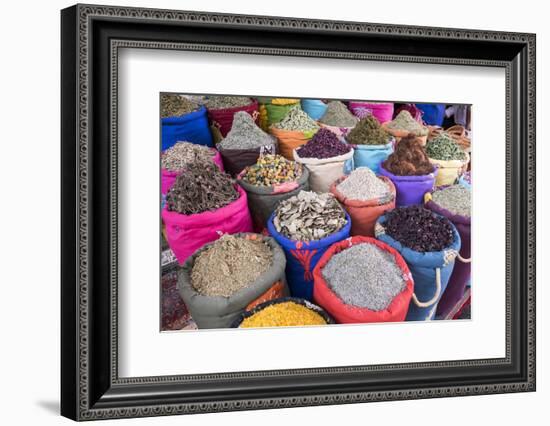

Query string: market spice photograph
[159,95,472,331]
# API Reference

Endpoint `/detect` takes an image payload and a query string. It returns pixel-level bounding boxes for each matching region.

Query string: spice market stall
[159,94,473,330]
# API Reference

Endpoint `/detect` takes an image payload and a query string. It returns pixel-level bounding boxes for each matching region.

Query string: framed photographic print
[61,3,536,421]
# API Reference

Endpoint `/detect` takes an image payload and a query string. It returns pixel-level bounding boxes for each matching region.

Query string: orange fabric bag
[330,175,396,237]
[269,126,317,160]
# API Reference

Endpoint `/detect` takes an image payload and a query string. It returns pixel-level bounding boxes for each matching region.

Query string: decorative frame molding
[61,4,536,421]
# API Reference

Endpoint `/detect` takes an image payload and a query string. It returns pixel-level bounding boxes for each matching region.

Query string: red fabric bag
[313,236,414,323]
[207,100,259,137]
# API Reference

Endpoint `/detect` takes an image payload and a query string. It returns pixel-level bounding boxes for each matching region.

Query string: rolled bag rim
[350,140,394,152]
[428,151,470,171]
[381,122,429,138]
[177,232,287,313]
[161,105,208,125]
[374,213,462,267]
[292,145,355,166]
[258,97,301,105]
[267,209,353,251]
[161,183,248,229]
[312,236,414,322]
[217,137,277,156]
[424,191,471,226]
[236,166,310,195]
[205,98,259,116]
[318,122,356,135]
[269,124,319,140]
[330,174,396,208]
[230,296,335,328]
[161,147,224,178]
[378,163,439,182]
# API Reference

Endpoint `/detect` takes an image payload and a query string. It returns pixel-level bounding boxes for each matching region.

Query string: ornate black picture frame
[61,4,536,421]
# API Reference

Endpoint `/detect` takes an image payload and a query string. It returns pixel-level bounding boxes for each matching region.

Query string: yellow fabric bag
[429,152,469,186]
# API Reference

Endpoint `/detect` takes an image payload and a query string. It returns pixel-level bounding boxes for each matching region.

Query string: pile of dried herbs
[385,110,428,136]
[165,163,238,215]
[161,141,215,171]
[241,154,302,186]
[383,205,454,252]
[191,234,273,297]
[273,108,320,132]
[160,94,199,118]
[205,96,252,109]
[296,128,351,159]
[346,114,392,145]
[319,101,358,127]
[382,136,433,175]
[336,167,390,201]
[426,132,467,161]
[217,111,273,150]
[432,184,471,217]
[273,191,347,241]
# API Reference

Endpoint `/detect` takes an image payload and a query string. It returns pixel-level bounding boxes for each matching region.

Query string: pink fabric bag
[162,184,253,263]
[161,149,224,195]
[348,102,394,124]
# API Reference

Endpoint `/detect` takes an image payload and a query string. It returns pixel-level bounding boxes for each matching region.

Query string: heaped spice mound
[296,128,351,159]
[161,141,215,171]
[191,234,273,297]
[346,115,392,145]
[426,132,467,161]
[385,110,428,136]
[319,101,358,127]
[336,167,390,201]
[241,154,302,186]
[322,243,406,311]
[432,184,471,217]
[205,95,252,109]
[160,94,199,118]
[273,191,347,241]
[383,205,454,252]
[274,107,320,132]
[217,111,273,150]
[382,136,433,176]
[240,301,327,328]
[165,163,238,215]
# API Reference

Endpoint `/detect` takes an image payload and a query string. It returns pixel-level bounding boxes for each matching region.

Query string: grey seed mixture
[161,141,215,171]
[273,191,347,241]
[319,101,358,127]
[217,111,274,150]
[336,167,390,201]
[432,184,471,217]
[205,95,252,110]
[322,243,406,311]
[273,108,320,132]
[191,234,273,297]
[160,94,199,118]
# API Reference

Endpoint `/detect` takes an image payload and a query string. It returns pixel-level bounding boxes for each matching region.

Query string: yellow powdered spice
[240,302,327,328]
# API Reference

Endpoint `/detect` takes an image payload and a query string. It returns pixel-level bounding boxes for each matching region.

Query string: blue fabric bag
[416,104,446,126]
[267,212,351,300]
[352,142,393,174]
[458,174,471,190]
[161,105,213,151]
[375,213,461,321]
[301,99,328,120]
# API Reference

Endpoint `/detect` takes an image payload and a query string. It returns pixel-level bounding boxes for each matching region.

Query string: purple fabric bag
[379,164,437,206]
[425,196,471,317]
